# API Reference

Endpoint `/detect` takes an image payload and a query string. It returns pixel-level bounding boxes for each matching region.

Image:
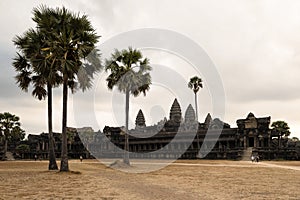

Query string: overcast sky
[1,0,300,138]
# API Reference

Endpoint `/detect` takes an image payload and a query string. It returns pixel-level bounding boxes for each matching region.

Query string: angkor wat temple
[2,99,299,160]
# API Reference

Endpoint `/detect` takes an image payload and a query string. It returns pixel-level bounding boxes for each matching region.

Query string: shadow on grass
[39,170,82,175]
[58,170,82,175]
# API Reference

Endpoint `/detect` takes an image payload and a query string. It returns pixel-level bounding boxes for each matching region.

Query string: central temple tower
[169,98,182,123]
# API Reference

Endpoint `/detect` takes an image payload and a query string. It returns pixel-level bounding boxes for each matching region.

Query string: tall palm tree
[0,112,25,158]
[105,47,152,165]
[13,26,60,170]
[13,5,101,171]
[32,6,101,171]
[188,76,203,158]
[188,76,203,121]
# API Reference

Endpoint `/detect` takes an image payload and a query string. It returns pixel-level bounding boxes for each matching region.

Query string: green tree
[0,112,25,159]
[105,47,152,165]
[32,6,101,171]
[271,120,291,148]
[188,76,203,121]
[271,121,291,137]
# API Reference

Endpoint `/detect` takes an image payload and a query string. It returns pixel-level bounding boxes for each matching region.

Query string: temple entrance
[248,137,254,147]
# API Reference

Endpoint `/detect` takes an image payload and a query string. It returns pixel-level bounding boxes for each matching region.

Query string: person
[256,155,260,162]
[34,154,37,161]
[251,155,255,162]
[80,155,83,162]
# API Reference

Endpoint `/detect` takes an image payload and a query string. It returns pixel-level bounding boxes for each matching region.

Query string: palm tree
[32,6,101,171]
[13,5,101,171]
[0,112,25,159]
[13,26,60,170]
[188,76,203,121]
[188,76,203,158]
[105,47,152,165]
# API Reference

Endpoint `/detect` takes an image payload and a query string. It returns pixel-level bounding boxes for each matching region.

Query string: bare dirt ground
[0,159,299,200]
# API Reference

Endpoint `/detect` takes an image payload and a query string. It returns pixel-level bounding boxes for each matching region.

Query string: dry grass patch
[0,160,299,200]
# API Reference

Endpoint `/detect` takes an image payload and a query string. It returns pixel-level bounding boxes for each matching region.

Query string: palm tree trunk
[60,78,69,171]
[195,92,200,158]
[47,84,58,170]
[123,89,130,165]
[195,92,198,121]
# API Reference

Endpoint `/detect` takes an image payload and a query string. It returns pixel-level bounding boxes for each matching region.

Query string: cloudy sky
[1,0,300,138]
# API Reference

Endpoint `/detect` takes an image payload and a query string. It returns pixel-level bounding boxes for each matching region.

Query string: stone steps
[241,147,253,161]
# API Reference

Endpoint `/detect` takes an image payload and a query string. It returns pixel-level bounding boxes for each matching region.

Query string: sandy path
[257,162,300,171]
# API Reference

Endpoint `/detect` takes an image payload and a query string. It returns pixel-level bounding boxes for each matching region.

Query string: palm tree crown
[105,47,151,96]
[31,5,101,90]
[188,76,203,94]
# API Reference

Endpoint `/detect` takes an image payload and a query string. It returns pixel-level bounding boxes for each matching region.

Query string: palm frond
[32,85,47,100]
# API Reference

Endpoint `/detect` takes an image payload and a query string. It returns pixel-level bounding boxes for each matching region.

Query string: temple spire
[184,104,196,123]
[204,113,212,128]
[169,98,182,123]
[135,109,146,128]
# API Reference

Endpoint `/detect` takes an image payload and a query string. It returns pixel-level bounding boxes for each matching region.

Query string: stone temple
[96,98,298,160]
[2,98,299,160]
